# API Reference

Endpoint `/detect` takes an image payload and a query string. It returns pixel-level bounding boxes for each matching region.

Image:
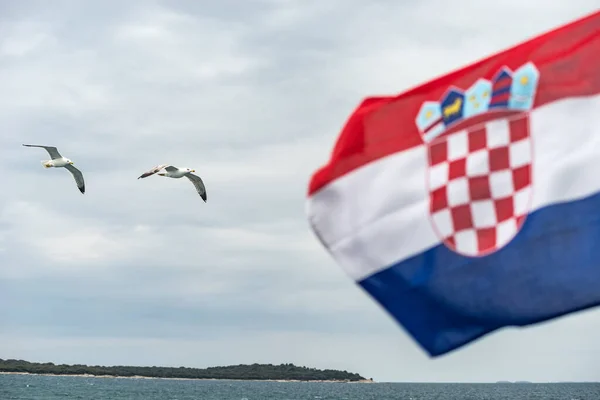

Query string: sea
[1,374,599,400]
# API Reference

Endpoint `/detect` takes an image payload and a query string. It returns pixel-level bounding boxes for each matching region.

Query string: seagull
[22,144,85,194]
[138,164,207,202]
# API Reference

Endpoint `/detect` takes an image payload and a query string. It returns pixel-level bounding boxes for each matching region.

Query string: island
[0,358,373,383]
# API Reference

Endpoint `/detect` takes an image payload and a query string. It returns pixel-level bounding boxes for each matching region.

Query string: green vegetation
[0,358,369,382]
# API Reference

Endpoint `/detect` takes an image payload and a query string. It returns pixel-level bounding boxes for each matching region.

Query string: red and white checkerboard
[426,115,533,256]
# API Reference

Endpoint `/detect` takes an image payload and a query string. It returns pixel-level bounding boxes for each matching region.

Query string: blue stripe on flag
[358,190,600,356]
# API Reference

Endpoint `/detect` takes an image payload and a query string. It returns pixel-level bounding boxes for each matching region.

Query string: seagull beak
[191,169,195,172]
[70,161,74,165]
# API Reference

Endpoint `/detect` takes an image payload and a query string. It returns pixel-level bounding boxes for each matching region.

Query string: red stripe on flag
[308,10,600,196]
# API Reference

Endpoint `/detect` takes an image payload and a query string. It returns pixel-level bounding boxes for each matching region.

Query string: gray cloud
[1,0,599,383]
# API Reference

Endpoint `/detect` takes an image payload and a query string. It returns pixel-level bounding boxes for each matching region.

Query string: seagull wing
[185,173,207,202]
[137,164,168,179]
[164,165,179,172]
[64,164,85,194]
[23,144,63,159]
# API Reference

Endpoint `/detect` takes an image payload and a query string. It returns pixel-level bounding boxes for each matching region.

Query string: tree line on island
[0,358,370,382]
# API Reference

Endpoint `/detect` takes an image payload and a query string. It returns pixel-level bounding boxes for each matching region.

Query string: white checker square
[431,209,454,239]
[454,229,478,256]
[428,162,449,190]
[446,177,470,207]
[447,131,468,161]
[513,186,531,216]
[471,200,497,228]
[496,218,517,245]
[485,119,510,148]
[489,170,514,199]
[509,138,531,168]
[466,149,489,176]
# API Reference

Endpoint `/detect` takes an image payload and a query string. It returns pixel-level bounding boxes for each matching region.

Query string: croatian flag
[306,10,600,357]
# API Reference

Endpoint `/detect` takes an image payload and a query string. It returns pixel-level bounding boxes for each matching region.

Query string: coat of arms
[415,62,539,256]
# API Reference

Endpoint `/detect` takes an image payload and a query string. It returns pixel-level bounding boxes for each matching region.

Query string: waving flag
[306,10,600,357]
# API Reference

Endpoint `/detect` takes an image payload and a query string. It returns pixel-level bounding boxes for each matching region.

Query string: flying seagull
[22,144,85,194]
[138,164,207,202]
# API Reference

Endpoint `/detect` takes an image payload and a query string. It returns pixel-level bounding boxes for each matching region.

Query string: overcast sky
[1,0,599,383]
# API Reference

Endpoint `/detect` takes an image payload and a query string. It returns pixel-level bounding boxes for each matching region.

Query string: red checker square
[444,235,456,248]
[468,176,491,201]
[429,141,448,166]
[468,128,487,152]
[512,164,531,191]
[516,215,526,227]
[494,197,514,222]
[509,118,529,142]
[489,147,510,171]
[476,227,497,253]
[448,158,466,180]
[430,186,448,213]
[450,204,473,232]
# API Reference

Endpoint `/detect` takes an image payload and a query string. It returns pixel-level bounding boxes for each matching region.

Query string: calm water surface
[1,374,599,400]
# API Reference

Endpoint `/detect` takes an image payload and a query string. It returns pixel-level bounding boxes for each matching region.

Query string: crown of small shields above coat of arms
[415,62,540,142]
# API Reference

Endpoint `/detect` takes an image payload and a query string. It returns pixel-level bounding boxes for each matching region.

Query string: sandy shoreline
[0,371,374,383]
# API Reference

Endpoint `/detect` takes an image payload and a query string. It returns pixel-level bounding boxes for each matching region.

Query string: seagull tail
[40,160,52,168]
